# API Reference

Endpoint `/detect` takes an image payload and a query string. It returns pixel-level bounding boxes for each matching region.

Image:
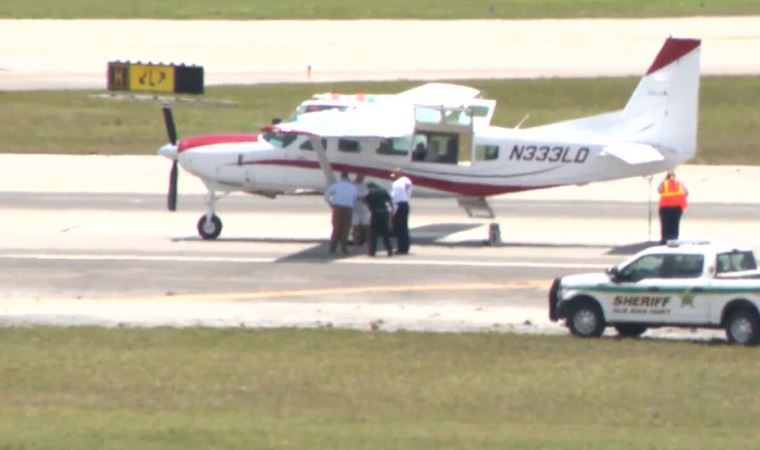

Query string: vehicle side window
[665,254,704,278]
[716,251,757,273]
[619,255,665,282]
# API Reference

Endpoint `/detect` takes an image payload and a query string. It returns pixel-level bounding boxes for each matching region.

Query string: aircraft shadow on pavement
[606,241,661,256]
[172,226,656,261]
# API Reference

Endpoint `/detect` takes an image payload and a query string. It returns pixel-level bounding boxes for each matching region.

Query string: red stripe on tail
[645,37,701,76]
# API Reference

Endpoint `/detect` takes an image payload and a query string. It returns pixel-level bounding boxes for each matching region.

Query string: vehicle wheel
[567,300,605,338]
[614,324,647,338]
[197,214,223,240]
[725,309,760,346]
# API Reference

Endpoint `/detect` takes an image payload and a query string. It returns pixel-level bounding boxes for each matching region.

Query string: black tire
[614,324,647,338]
[197,214,223,240]
[567,300,605,338]
[725,309,760,346]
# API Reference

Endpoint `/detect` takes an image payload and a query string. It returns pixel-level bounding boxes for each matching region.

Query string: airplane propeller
[162,105,179,211]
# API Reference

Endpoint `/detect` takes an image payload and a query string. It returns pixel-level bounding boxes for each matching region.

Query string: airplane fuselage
[175,125,682,199]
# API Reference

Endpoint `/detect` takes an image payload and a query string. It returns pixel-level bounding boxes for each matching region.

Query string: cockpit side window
[299,138,327,151]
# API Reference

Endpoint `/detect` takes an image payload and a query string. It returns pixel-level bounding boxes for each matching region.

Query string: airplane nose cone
[158,143,178,160]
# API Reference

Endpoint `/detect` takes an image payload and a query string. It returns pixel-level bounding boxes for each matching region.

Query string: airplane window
[444,109,472,126]
[470,105,490,118]
[299,138,327,151]
[262,132,297,148]
[338,139,360,153]
[415,107,442,124]
[475,145,499,161]
[377,138,409,156]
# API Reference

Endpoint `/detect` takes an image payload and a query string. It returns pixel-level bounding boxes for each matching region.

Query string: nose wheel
[197,214,223,240]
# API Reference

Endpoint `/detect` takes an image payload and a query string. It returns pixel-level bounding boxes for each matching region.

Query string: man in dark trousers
[390,167,413,255]
[365,182,393,257]
[658,170,688,244]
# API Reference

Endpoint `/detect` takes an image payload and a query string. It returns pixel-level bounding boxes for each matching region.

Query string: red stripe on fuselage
[250,159,554,197]
[645,37,700,75]
[178,134,259,152]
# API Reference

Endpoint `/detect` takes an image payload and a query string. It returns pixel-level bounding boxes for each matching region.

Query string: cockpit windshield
[261,131,297,148]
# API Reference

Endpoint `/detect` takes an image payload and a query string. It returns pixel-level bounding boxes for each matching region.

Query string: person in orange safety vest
[657,171,688,244]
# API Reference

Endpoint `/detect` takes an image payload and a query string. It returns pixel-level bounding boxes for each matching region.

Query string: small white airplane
[159,37,701,240]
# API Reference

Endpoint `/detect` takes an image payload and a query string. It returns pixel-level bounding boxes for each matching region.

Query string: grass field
[0,327,758,449]
[0,0,757,19]
[1,76,759,164]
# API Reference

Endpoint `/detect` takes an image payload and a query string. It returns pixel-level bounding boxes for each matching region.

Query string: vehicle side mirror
[606,266,620,282]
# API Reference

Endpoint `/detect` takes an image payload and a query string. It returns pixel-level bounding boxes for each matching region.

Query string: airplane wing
[601,143,664,164]
[272,102,414,139]
[396,82,481,105]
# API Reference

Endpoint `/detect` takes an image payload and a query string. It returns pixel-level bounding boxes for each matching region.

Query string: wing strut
[311,135,336,187]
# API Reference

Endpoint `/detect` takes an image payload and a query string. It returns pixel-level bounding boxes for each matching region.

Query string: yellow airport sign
[129,64,175,93]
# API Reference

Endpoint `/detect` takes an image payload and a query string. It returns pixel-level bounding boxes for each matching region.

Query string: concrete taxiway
[1,17,760,90]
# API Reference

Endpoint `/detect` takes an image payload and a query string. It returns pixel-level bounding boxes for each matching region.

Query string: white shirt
[324,180,357,208]
[391,176,412,204]
[353,181,370,214]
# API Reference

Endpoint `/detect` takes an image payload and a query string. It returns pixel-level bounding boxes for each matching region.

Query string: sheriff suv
[549,241,760,345]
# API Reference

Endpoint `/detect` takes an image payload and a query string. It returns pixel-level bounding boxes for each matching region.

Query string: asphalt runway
[0,187,751,342]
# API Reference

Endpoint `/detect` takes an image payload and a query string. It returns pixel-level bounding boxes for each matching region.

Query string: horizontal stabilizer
[601,143,664,165]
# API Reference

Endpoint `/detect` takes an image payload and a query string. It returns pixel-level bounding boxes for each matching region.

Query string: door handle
[648,287,660,292]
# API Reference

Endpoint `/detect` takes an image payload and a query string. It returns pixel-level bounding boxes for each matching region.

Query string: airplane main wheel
[197,214,223,240]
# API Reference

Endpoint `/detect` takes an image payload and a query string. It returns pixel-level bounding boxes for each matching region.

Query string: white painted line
[0,252,608,269]
[338,258,608,269]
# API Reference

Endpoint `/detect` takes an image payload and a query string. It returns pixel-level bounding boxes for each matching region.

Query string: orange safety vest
[659,179,687,209]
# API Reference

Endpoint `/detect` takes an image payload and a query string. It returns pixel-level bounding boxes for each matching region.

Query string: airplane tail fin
[622,37,701,160]
[527,37,701,164]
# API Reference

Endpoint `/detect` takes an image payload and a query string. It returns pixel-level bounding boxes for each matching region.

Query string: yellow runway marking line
[135,280,553,302]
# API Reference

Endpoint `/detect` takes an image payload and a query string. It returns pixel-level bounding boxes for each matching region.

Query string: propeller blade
[162,105,178,145]
[168,160,178,211]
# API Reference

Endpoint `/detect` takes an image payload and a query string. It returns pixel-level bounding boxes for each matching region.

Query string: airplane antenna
[515,113,530,129]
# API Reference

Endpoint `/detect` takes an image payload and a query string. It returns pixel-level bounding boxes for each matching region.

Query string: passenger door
[609,253,707,324]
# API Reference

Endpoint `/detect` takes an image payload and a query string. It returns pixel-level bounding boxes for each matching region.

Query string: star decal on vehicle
[680,292,695,308]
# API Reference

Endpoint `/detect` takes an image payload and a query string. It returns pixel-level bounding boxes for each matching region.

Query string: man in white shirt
[324,171,358,255]
[390,167,413,255]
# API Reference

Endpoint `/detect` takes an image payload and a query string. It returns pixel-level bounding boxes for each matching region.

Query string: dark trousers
[392,201,410,254]
[369,211,393,256]
[659,206,683,243]
[330,206,353,254]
